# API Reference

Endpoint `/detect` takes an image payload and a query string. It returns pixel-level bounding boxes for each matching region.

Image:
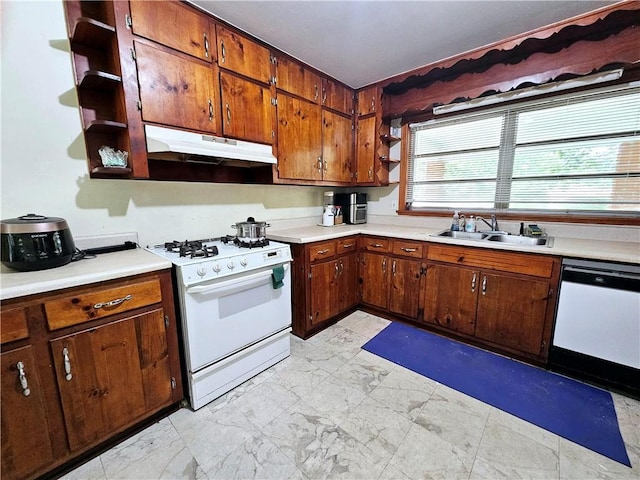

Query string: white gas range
[146,237,292,410]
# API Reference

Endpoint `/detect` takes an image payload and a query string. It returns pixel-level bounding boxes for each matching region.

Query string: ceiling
[190,1,615,89]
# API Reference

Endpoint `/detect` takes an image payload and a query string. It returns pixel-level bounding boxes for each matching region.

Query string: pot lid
[1,213,70,234]
[232,217,270,227]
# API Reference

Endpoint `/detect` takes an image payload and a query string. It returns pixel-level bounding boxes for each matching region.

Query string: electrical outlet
[391,201,397,210]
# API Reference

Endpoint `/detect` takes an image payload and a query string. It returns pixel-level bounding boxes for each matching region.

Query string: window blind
[407,83,640,215]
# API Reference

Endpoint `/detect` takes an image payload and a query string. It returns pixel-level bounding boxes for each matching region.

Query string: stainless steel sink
[434,230,489,240]
[486,234,554,247]
[432,229,553,247]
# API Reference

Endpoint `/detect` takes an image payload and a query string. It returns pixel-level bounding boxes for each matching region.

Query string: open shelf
[90,166,132,176]
[380,134,401,144]
[85,120,127,133]
[71,17,115,49]
[379,155,400,164]
[78,70,121,90]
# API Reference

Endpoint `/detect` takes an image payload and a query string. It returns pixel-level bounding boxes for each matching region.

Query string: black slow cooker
[1,214,76,271]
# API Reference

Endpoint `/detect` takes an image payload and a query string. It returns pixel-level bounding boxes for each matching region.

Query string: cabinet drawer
[361,237,390,252]
[427,245,556,278]
[45,278,163,331]
[309,241,336,262]
[392,241,424,258]
[1,307,29,344]
[337,237,358,255]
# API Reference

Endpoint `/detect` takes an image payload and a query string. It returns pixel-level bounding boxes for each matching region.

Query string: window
[406,83,640,216]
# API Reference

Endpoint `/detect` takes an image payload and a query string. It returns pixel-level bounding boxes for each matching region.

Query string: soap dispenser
[451,211,460,231]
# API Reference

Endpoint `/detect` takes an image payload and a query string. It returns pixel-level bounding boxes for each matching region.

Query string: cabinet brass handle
[317,156,323,173]
[371,243,384,248]
[317,249,330,255]
[322,88,327,104]
[370,97,375,112]
[314,84,319,101]
[226,103,231,125]
[204,32,209,58]
[400,247,417,252]
[62,347,72,381]
[368,167,373,180]
[392,260,396,276]
[339,260,344,275]
[220,40,226,63]
[93,294,132,309]
[482,276,487,296]
[323,159,328,172]
[16,361,30,396]
[382,257,387,273]
[208,98,214,122]
[342,243,355,249]
[471,273,477,292]
[335,261,340,278]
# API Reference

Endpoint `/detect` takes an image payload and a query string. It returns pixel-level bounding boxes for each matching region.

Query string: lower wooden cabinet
[0,271,183,480]
[1,346,55,480]
[424,244,561,361]
[291,236,358,338]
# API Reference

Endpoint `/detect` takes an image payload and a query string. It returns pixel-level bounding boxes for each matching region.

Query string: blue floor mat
[362,322,631,467]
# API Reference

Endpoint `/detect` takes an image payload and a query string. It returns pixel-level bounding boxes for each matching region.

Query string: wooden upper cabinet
[276,93,322,181]
[274,55,321,103]
[357,85,378,116]
[220,72,273,144]
[135,41,218,133]
[216,25,271,84]
[322,78,353,115]
[129,1,213,61]
[356,115,376,183]
[322,110,353,183]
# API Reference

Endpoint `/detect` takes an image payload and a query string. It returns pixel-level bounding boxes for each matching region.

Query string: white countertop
[268,223,640,264]
[0,249,172,301]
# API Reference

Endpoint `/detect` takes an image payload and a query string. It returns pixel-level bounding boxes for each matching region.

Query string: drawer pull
[371,243,384,248]
[16,361,30,396]
[94,294,133,310]
[317,249,330,255]
[62,347,72,381]
[400,247,417,252]
[342,243,355,249]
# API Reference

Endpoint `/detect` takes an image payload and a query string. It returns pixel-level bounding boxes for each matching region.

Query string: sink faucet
[477,214,499,232]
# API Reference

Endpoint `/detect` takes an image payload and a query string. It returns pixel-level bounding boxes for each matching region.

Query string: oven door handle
[185,263,289,297]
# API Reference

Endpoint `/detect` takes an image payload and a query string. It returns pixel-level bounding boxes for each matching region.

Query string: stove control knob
[212,264,222,273]
[240,258,248,267]
[196,267,207,277]
[227,261,235,270]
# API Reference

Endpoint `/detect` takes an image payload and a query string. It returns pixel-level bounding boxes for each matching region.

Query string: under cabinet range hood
[144,125,277,166]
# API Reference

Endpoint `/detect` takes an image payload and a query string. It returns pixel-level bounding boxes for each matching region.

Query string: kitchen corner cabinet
[289,237,358,338]
[355,86,390,185]
[359,237,426,319]
[0,271,183,480]
[424,245,561,362]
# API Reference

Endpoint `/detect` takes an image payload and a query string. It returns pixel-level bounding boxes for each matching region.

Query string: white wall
[0,1,326,246]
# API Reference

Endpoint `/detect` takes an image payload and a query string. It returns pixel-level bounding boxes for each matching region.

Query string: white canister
[322,206,335,226]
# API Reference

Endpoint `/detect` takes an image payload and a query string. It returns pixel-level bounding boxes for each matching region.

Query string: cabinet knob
[16,361,30,396]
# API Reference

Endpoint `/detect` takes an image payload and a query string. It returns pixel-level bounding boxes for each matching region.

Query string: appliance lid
[145,125,277,165]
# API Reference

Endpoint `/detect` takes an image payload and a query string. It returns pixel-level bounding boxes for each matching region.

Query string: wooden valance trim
[383,24,640,119]
[381,2,640,96]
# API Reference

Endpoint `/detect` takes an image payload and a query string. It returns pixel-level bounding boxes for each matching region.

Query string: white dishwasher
[550,258,640,394]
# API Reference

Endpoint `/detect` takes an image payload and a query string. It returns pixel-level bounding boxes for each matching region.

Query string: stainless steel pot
[231,217,270,240]
[1,213,76,271]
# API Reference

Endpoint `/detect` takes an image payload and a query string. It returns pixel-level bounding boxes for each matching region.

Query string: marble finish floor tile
[63,311,639,480]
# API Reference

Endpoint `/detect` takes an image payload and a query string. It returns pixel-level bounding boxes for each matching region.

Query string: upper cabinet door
[357,85,378,117]
[276,93,322,181]
[274,55,321,103]
[216,25,271,84]
[322,110,353,183]
[135,41,217,133]
[220,72,273,144]
[322,78,353,115]
[129,1,212,62]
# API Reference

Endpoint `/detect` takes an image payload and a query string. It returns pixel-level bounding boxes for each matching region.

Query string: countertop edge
[1,249,172,301]
[268,224,640,265]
